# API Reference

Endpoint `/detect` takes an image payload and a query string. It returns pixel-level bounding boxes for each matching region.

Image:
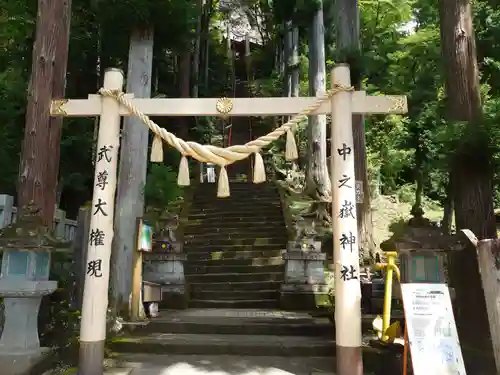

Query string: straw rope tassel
[217,165,230,198]
[150,134,164,162]
[285,129,298,161]
[177,155,190,186]
[253,152,266,184]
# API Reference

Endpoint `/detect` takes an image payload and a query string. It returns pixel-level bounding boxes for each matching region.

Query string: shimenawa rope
[99,84,353,197]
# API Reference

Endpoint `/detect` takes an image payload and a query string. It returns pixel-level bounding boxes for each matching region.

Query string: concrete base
[279,284,330,310]
[159,285,189,309]
[0,346,51,375]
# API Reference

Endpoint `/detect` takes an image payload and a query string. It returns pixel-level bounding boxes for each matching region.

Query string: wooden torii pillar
[50,65,407,375]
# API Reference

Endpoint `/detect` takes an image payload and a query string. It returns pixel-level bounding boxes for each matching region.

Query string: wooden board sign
[401,283,466,375]
[137,219,153,252]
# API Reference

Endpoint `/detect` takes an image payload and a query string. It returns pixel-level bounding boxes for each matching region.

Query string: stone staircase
[183,182,287,309]
[108,182,406,374]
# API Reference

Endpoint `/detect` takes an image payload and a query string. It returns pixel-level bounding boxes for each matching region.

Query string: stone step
[184,236,287,246]
[187,256,284,267]
[186,271,284,283]
[107,353,336,375]
[184,221,286,232]
[137,311,332,337]
[194,186,279,195]
[185,263,284,275]
[191,289,279,301]
[110,351,393,374]
[184,244,285,253]
[190,280,283,292]
[186,249,285,261]
[192,200,281,208]
[184,230,287,240]
[188,211,283,220]
[189,299,279,309]
[193,193,280,200]
[110,333,334,357]
[196,182,277,190]
[191,201,281,210]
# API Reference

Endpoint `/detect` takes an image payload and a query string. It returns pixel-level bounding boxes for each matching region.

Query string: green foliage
[2,0,500,218]
[144,164,182,208]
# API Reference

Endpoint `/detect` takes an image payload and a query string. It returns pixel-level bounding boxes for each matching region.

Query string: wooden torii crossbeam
[51,91,406,117]
[54,65,407,375]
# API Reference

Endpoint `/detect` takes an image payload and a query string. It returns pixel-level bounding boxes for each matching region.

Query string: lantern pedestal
[280,240,329,310]
[0,202,65,375]
[143,253,188,309]
[0,281,57,354]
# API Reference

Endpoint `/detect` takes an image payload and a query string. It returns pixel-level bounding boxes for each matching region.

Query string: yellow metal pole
[381,251,398,341]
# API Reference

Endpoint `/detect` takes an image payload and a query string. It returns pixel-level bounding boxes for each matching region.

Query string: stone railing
[0,194,77,241]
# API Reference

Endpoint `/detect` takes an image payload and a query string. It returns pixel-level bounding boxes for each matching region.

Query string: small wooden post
[131,218,153,321]
[331,64,363,375]
[131,229,143,321]
[472,234,500,374]
[78,68,123,375]
[0,194,14,228]
[73,206,90,309]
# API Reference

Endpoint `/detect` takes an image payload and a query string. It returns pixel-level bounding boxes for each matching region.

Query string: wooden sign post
[50,64,406,375]
[330,64,407,375]
[78,68,123,374]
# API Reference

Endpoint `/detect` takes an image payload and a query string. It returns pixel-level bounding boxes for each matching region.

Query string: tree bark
[178,50,191,139]
[290,27,299,98]
[111,27,154,315]
[283,22,292,97]
[333,0,376,263]
[438,0,495,352]
[18,0,67,226]
[442,175,453,233]
[46,0,72,227]
[305,0,332,219]
[192,0,203,98]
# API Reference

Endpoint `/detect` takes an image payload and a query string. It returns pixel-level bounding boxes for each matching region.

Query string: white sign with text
[401,283,466,375]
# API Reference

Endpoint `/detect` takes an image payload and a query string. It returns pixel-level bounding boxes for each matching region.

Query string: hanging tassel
[177,155,190,186]
[253,152,266,184]
[285,129,298,161]
[150,134,164,162]
[217,165,230,198]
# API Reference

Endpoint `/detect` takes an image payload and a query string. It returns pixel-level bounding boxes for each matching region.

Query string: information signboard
[401,283,466,375]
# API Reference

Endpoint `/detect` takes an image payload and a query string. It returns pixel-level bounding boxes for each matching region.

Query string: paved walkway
[116,354,336,375]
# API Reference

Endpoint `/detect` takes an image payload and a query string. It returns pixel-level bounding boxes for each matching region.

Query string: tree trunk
[438,0,495,352]
[412,142,424,215]
[283,22,292,97]
[201,0,213,92]
[305,1,332,212]
[18,0,62,226]
[442,175,453,233]
[45,0,72,226]
[333,0,376,262]
[192,0,203,98]
[111,27,154,316]
[178,50,191,139]
[290,27,299,98]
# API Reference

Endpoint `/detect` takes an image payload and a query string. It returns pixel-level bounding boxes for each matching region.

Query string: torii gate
[51,64,407,375]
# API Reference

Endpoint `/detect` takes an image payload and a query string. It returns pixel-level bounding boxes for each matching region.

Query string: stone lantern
[380,212,466,300]
[0,202,66,374]
[143,214,188,309]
